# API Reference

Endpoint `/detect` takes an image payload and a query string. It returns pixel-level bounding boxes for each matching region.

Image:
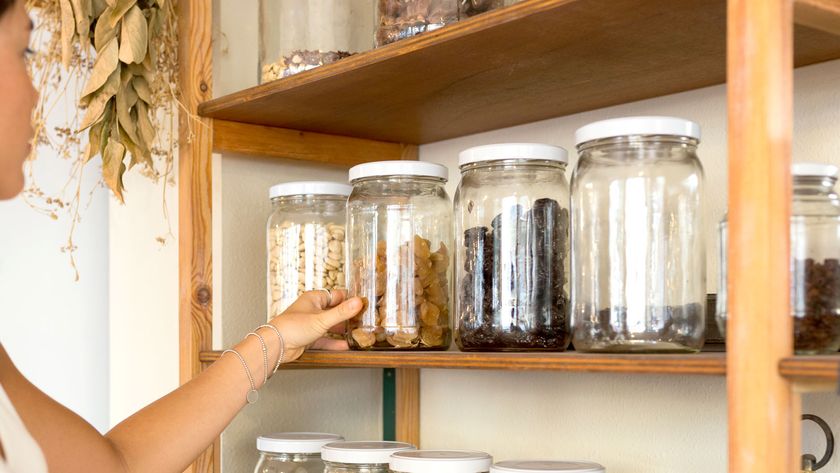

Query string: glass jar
[267,182,352,321]
[254,432,343,473]
[717,164,840,354]
[454,143,571,351]
[375,0,459,47]
[571,116,706,353]
[390,451,492,473]
[459,0,522,18]
[346,161,453,350]
[491,461,605,473]
[322,441,415,473]
[259,0,376,83]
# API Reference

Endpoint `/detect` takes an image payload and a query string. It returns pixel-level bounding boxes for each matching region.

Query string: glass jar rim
[575,134,699,152]
[458,158,568,173]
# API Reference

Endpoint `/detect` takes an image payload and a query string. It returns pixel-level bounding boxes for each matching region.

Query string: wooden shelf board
[200,350,726,375]
[198,0,840,145]
[779,355,840,383]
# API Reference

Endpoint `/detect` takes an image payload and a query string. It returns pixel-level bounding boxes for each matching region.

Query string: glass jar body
[324,461,389,473]
[375,0,459,46]
[266,194,348,321]
[454,160,570,351]
[346,177,453,350]
[459,0,522,18]
[717,175,840,354]
[254,452,325,473]
[260,0,376,83]
[571,136,706,353]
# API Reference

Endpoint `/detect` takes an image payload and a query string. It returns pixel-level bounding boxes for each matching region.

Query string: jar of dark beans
[375,0,459,47]
[453,143,571,351]
[571,117,706,353]
[717,163,840,354]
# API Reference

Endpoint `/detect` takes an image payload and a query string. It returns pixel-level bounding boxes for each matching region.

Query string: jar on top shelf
[254,432,343,473]
[570,116,706,353]
[454,143,571,352]
[322,441,415,473]
[266,181,351,321]
[346,161,453,351]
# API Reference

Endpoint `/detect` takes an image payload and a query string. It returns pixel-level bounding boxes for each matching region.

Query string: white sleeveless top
[0,384,47,473]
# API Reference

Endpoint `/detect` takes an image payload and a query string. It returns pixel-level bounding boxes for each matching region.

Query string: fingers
[310,337,350,351]
[316,297,363,332]
[329,289,347,307]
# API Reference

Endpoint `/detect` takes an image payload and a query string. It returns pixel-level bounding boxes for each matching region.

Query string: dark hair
[0,0,13,18]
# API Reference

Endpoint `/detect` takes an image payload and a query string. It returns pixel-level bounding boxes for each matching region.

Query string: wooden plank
[780,355,840,382]
[197,0,840,144]
[178,0,214,472]
[198,351,727,375]
[727,0,798,472]
[795,0,840,36]
[213,120,418,166]
[395,368,421,447]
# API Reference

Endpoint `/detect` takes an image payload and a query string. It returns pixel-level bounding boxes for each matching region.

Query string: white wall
[0,141,109,431]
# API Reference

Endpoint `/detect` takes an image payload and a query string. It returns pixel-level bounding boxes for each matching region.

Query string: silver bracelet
[246,332,269,386]
[222,349,259,404]
[258,324,286,375]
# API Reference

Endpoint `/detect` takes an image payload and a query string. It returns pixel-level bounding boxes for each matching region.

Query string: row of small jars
[260,1,521,83]
[254,433,604,473]
[267,116,707,353]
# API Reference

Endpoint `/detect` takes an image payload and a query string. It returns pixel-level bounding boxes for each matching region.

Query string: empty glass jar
[491,461,605,473]
[260,0,375,82]
[571,116,706,353]
[266,181,351,321]
[390,451,492,473]
[454,143,571,351]
[322,441,415,473]
[375,0,458,46]
[254,432,343,473]
[717,163,840,354]
[346,161,452,350]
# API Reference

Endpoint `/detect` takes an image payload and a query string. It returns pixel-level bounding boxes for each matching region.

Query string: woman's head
[0,0,36,200]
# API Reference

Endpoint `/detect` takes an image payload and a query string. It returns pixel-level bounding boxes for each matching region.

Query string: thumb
[317,297,363,331]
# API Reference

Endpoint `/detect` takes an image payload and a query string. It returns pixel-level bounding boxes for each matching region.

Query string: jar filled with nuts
[267,181,351,321]
[346,161,453,350]
[454,143,571,352]
[375,0,459,47]
[321,441,415,473]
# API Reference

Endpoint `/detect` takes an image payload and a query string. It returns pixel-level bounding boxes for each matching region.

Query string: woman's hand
[268,289,362,362]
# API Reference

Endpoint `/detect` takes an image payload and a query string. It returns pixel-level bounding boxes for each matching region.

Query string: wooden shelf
[779,355,840,383]
[198,0,840,145]
[200,350,726,375]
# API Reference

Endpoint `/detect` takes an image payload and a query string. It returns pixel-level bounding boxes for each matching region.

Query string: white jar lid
[322,441,415,464]
[792,163,839,178]
[390,450,492,473]
[269,181,352,199]
[575,116,701,146]
[349,161,448,182]
[256,433,343,454]
[491,461,605,473]
[458,143,569,167]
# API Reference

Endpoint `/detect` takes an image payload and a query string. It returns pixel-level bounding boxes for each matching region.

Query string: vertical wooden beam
[395,368,421,447]
[727,0,799,472]
[178,0,214,472]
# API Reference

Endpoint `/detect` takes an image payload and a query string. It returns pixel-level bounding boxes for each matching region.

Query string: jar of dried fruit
[254,433,343,473]
[322,441,415,473]
[375,0,459,46]
[346,161,452,350]
[389,451,492,473]
[717,163,840,354]
[571,116,706,353]
[453,143,571,352]
[266,181,351,321]
[260,0,376,83]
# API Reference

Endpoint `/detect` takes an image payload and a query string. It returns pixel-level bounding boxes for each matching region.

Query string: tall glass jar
[491,461,605,473]
[266,182,351,321]
[346,161,452,350]
[571,116,706,353]
[717,164,840,354]
[322,441,415,473]
[260,0,375,83]
[390,451,492,473]
[254,432,343,473]
[454,143,571,351]
[375,0,459,47]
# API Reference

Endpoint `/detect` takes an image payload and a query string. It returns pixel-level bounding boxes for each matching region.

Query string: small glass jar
[375,0,459,47]
[390,451,492,473]
[322,441,415,473]
[454,143,571,351]
[571,116,706,353]
[260,0,376,83]
[346,161,453,350]
[266,182,352,321]
[491,461,605,473]
[254,432,343,473]
[717,163,840,354]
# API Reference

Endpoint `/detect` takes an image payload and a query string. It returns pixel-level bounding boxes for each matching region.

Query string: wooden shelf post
[727,0,800,471]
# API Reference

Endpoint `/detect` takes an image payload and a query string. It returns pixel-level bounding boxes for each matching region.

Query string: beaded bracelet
[222,349,259,404]
[258,324,286,375]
